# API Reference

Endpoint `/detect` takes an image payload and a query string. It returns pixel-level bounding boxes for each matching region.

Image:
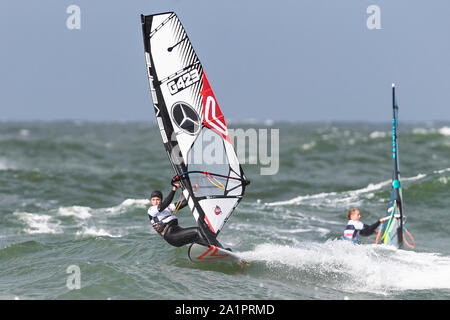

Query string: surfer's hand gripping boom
[172,182,180,191]
[171,175,181,187]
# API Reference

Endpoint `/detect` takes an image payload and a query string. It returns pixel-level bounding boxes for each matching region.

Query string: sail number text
[167,69,200,95]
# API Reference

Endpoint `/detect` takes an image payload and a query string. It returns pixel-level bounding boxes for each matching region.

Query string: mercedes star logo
[171,102,201,135]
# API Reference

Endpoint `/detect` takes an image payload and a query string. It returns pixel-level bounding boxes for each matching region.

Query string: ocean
[1,120,450,300]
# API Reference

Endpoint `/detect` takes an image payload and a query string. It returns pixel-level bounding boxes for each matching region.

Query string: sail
[379,83,404,248]
[140,12,249,245]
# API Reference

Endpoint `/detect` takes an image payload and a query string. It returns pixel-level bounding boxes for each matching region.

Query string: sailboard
[140,12,250,262]
[376,84,415,248]
[188,244,250,266]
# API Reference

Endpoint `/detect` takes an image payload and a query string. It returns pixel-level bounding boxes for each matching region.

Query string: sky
[1,0,449,123]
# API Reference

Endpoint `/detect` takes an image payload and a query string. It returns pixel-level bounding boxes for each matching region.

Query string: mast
[392,83,403,248]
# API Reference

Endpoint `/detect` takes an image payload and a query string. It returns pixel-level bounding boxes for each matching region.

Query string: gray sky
[1,0,449,122]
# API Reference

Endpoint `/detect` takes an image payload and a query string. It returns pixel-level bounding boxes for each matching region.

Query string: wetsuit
[148,189,209,247]
[343,220,380,243]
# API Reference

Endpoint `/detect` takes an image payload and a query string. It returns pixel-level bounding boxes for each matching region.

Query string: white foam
[389,251,450,290]
[438,126,450,136]
[300,141,316,151]
[265,173,426,208]
[402,173,427,182]
[12,199,147,237]
[265,192,337,207]
[58,206,92,219]
[412,128,428,135]
[369,131,387,139]
[434,168,450,174]
[410,127,450,136]
[438,177,448,184]
[346,180,391,196]
[105,198,150,214]
[75,226,121,238]
[14,212,62,234]
[120,198,150,207]
[241,241,450,293]
[264,181,387,207]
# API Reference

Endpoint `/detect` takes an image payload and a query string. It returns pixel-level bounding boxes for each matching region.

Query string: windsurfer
[343,208,390,243]
[147,182,210,248]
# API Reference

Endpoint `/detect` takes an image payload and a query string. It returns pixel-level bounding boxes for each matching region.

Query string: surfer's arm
[360,221,381,236]
[158,188,176,212]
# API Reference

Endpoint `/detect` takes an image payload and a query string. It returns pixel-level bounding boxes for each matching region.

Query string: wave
[439,126,450,136]
[264,173,427,208]
[412,126,450,136]
[369,131,387,139]
[300,141,317,151]
[56,199,149,218]
[13,212,62,235]
[433,167,450,175]
[11,198,150,237]
[75,226,121,238]
[241,241,450,294]
[0,158,16,170]
[104,198,150,215]
[58,206,92,219]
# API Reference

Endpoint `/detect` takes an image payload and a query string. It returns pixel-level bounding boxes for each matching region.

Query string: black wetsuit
[149,189,209,248]
[359,221,381,236]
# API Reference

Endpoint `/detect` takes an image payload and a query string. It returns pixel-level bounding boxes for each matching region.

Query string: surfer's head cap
[150,190,163,200]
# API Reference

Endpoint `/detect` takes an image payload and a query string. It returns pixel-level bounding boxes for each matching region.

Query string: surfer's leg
[164,225,207,247]
[195,228,231,251]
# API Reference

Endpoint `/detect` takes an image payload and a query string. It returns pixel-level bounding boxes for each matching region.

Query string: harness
[343,220,363,243]
[343,225,360,243]
[152,217,177,236]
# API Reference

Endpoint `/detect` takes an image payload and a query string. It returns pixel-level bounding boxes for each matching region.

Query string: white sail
[141,12,249,244]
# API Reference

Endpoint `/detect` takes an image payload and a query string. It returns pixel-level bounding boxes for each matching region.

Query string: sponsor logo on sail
[171,102,201,135]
